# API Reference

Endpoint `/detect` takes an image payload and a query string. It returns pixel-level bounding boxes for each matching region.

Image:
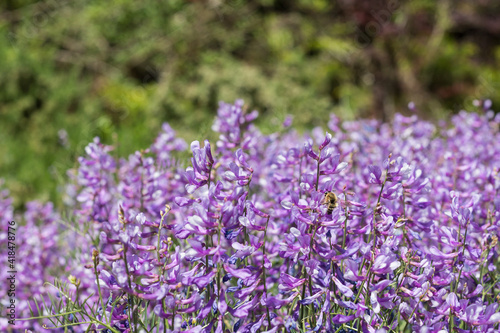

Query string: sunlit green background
[1,0,500,209]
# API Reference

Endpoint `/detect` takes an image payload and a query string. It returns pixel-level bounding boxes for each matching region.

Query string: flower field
[2,100,500,332]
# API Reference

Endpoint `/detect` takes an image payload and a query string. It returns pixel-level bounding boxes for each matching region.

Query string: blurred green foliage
[1,0,500,208]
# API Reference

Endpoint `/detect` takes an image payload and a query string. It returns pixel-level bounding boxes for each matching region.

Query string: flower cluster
[3,100,500,332]
[0,194,95,332]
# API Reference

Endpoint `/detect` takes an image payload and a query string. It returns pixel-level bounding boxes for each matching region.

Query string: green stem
[299,218,320,330]
[360,174,387,276]
[261,217,271,326]
[403,285,431,330]
[402,189,406,219]
[217,216,222,299]
[92,257,106,323]
[453,219,470,293]
[342,189,349,249]
[368,178,386,245]
[163,298,169,332]
[157,206,170,272]
[348,259,374,317]
[207,164,213,189]
[315,158,321,192]
[364,271,373,307]
[121,244,136,330]
[298,156,303,199]
[450,219,470,331]
[17,310,81,321]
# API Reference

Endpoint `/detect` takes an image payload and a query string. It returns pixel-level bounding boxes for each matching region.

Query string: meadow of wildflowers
[1,100,500,332]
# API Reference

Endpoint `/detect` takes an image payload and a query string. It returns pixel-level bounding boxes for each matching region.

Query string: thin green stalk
[364,271,373,307]
[402,189,406,219]
[450,219,470,330]
[18,310,81,321]
[368,177,386,246]
[315,158,321,192]
[261,217,271,326]
[361,163,389,276]
[121,244,136,331]
[157,205,170,271]
[342,188,349,249]
[207,164,213,189]
[91,250,106,323]
[216,216,223,310]
[299,280,307,331]
[298,156,303,199]
[162,298,169,332]
[455,220,470,289]
[402,285,431,331]
[348,259,374,317]
[299,217,320,330]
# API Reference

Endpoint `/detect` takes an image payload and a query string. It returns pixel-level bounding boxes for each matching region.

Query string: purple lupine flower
[8,99,500,332]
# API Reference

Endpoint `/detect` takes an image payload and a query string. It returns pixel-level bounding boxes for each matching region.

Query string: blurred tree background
[1,0,500,209]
